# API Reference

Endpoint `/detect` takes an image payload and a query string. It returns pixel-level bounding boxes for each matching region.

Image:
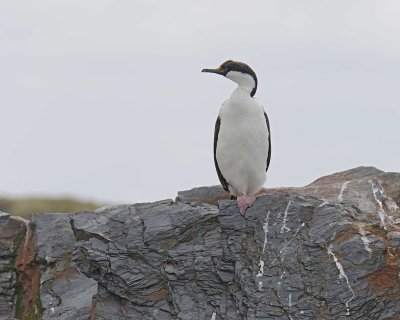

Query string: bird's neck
[230,85,255,101]
[226,71,257,97]
[233,85,253,96]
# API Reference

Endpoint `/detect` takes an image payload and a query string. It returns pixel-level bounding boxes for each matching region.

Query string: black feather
[214,117,230,193]
[264,112,271,171]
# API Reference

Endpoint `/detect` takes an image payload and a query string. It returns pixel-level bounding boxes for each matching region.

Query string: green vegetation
[0,197,103,218]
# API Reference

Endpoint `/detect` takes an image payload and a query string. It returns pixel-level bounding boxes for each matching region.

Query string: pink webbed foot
[237,194,257,216]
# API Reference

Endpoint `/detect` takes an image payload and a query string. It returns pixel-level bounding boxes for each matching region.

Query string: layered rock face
[1,167,400,319]
[0,213,28,320]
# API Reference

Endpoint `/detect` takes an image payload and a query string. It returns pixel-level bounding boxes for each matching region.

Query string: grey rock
[179,166,400,230]
[74,167,400,319]
[1,166,400,319]
[387,231,400,247]
[0,212,10,222]
[32,213,97,320]
[176,185,230,205]
[0,214,28,320]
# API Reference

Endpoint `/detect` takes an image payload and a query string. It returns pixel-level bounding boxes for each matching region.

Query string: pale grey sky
[1,1,399,204]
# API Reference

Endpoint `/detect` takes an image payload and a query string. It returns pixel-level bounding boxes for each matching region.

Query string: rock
[0,213,28,320]
[32,213,98,320]
[1,166,400,319]
[178,166,400,231]
[387,232,400,247]
[176,186,230,205]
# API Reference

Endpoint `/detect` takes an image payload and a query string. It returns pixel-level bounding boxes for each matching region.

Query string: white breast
[216,89,270,196]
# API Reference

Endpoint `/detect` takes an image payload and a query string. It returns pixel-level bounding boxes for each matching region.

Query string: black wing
[214,117,230,192]
[264,112,271,171]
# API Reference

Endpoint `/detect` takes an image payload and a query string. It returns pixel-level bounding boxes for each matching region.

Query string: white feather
[226,71,255,90]
[216,84,270,196]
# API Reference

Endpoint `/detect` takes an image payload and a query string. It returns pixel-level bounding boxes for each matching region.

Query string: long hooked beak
[201,67,225,75]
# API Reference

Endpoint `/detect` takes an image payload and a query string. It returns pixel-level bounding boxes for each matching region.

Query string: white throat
[226,71,255,94]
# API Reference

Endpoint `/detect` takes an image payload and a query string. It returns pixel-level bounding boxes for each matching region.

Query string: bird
[202,60,271,215]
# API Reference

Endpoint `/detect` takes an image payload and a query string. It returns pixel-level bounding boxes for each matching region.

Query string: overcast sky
[1,1,399,204]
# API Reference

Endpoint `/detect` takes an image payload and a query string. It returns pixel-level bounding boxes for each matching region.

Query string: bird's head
[202,60,258,97]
